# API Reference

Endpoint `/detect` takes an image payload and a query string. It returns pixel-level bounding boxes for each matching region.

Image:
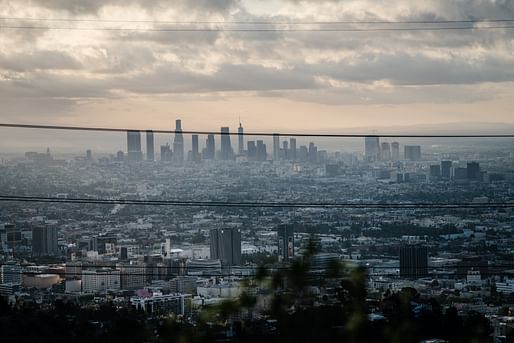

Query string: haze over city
[1,1,514,342]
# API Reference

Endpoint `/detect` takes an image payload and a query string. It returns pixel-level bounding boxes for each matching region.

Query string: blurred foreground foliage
[0,240,494,342]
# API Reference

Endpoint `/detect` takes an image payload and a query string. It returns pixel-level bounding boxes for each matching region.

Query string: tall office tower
[441,160,452,179]
[173,119,184,162]
[430,165,441,179]
[209,228,242,266]
[282,140,289,160]
[256,140,267,161]
[391,141,400,161]
[289,138,297,161]
[277,226,294,261]
[404,145,421,161]
[273,133,280,160]
[146,130,154,161]
[204,134,215,160]
[247,141,257,161]
[453,167,468,180]
[298,145,308,161]
[399,245,428,279]
[380,142,391,161]
[127,130,143,162]
[32,227,58,257]
[160,143,172,161]
[238,122,244,155]
[220,127,233,160]
[308,142,317,163]
[364,136,380,162]
[467,162,481,181]
[191,135,200,162]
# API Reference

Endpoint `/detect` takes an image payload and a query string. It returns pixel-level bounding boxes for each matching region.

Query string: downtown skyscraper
[173,119,184,162]
[127,130,143,162]
[273,133,280,160]
[191,134,200,162]
[391,142,400,161]
[220,127,233,160]
[146,130,154,161]
[203,134,215,160]
[364,136,380,162]
[238,122,244,155]
[380,142,391,161]
[289,138,297,161]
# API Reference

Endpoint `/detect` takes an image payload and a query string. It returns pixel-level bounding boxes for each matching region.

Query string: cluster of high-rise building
[365,136,420,162]
[120,123,432,165]
[429,161,484,181]
[1,224,59,259]
[123,119,326,163]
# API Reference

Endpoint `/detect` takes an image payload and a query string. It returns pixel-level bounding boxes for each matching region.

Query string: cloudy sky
[1,0,514,151]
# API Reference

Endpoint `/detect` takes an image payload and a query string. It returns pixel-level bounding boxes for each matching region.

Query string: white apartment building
[82,268,121,293]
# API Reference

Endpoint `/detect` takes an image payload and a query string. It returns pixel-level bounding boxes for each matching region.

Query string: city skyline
[3,118,514,157]
[121,120,430,163]
[1,1,514,341]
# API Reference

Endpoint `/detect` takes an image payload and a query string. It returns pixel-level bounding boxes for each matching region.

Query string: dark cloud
[25,0,239,14]
[0,50,82,72]
[117,30,220,45]
[0,72,111,99]
[304,53,514,85]
[116,63,317,94]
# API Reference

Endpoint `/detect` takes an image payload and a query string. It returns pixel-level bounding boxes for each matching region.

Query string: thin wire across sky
[1,25,514,32]
[1,17,514,32]
[0,195,512,209]
[1,123,514,138]
[2,17,514,24]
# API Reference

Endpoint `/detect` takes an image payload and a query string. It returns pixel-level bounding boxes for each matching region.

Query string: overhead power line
[0,195,512,209]
[1,17,514,25]
[1,24,513,32]
[4,272,514,277]
[1,123,513,138]
[5,263,514,269]
[3,270,514,277]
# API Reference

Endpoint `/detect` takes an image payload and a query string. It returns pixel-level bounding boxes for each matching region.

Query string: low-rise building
[131,291,191,315]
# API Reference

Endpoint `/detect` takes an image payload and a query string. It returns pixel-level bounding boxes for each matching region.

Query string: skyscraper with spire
[173,119,184,162]
[238,120,244,155]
